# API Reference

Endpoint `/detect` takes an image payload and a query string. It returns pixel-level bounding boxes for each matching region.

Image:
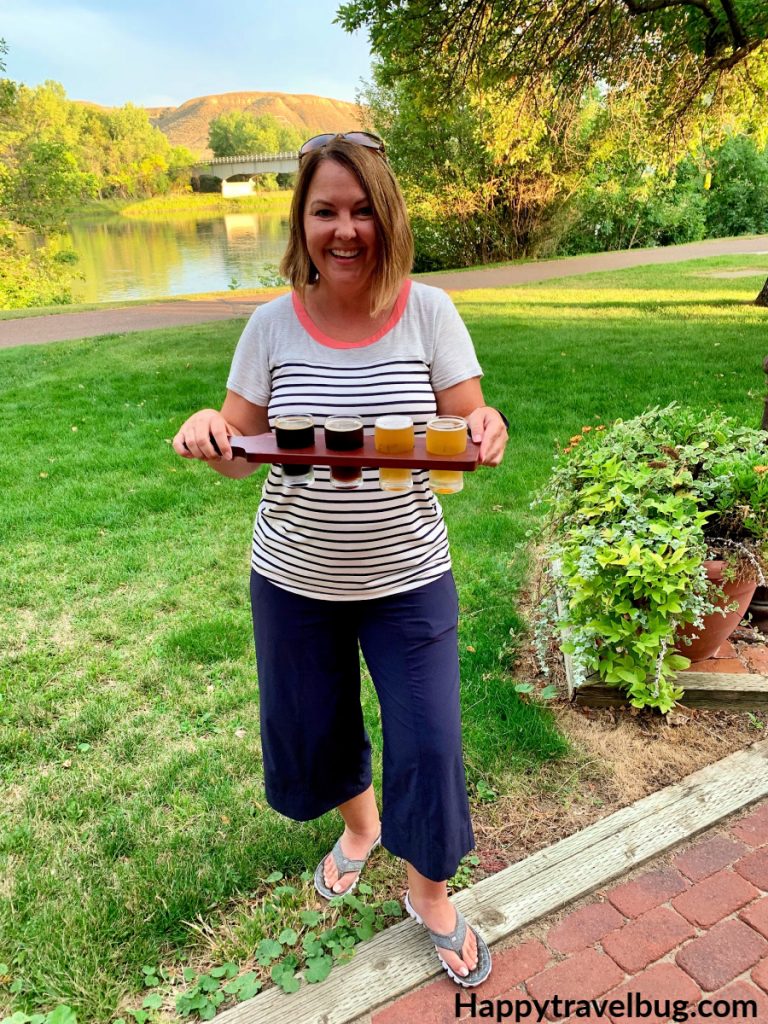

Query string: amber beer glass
[426,415,467,494]
[324,415,365,489]
[274,415,315,487]
[374,415,415,491]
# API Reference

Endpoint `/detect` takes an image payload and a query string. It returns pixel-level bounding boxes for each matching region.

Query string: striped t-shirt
[226,279,483,600]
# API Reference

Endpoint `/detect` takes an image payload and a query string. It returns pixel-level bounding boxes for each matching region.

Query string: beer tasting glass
[426,415,467,494]
[274,415,315,487]
[374,415,415,491]
[324,415,365,490]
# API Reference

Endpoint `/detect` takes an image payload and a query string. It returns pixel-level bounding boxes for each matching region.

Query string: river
[62,210,291,303]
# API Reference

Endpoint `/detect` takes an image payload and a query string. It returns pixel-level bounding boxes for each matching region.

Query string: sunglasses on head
[298,131,386,162]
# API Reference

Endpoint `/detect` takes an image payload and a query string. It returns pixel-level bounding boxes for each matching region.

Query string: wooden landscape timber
[572,671,768,710]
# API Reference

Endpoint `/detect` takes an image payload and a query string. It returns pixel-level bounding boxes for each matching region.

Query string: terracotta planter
[675,560,758,662]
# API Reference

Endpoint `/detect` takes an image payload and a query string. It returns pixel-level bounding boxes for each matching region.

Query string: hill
[146,91,367,157]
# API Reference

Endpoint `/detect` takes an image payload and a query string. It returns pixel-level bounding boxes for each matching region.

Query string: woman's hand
[172,409,236,461]
[466,407,508,467]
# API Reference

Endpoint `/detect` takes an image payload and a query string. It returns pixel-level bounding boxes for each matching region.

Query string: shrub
[531,405,768,713]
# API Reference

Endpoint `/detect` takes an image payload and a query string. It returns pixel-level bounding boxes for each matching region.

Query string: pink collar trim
[291,279,412,349]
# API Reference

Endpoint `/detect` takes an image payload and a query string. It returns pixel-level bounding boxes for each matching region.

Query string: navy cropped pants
[249,569,475,882]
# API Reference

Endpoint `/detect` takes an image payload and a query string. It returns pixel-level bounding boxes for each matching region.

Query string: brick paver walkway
[371,799,768,1024]
[684,634,768,675]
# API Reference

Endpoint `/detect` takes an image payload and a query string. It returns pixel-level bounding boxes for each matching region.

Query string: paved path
[2,235,767,350]
[370,797,768,1024]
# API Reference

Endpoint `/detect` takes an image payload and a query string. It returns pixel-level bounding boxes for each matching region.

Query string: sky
[0,0,374,108]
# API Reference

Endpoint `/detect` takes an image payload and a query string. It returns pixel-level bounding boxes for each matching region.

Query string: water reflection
[63,212,290,303]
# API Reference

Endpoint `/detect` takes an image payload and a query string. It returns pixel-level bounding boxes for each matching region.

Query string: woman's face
[302,158,379,293]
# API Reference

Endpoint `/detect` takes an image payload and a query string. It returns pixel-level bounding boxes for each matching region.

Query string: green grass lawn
[1,254,767,1023]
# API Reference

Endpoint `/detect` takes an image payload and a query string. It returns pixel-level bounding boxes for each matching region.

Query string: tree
[0,140,96,229]
[208,112,303,158]
[0,58,197,307]
[701,134,768,236]
[337,0,768,129]
[340,1,768,295]
[360,65,589,267]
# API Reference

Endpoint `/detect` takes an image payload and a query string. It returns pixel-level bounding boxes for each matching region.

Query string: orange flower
[570,434,583,444]
[754,465,768,474]
[563,446,573,454]
[596,425,605,431]
[581,425,592,433]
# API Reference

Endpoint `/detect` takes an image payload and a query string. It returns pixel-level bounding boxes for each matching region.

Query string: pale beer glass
[374,415,415,491]
[426,415,467,494]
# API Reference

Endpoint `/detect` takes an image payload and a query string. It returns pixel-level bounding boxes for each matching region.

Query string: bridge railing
[206,152,298,164]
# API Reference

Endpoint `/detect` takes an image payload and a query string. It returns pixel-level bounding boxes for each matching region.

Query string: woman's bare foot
[322,823,381,894]
[406,890,478,977]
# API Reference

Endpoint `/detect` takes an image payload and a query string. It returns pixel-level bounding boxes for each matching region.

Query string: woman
[172,132,508,987]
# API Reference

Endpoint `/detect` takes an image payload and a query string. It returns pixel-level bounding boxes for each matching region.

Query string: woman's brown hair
[280,137,414,317]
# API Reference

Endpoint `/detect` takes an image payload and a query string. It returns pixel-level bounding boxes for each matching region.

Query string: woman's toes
[437,933,477,977]
[323,854,338,888]
[464,932,478,970]
[324,854,356,893]
[438,949,468,977]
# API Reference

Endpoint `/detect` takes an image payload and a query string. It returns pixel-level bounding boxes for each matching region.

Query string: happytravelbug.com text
[455,990,757,1022]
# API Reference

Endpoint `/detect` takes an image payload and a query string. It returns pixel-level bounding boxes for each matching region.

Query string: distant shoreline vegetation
[119,190,293,219]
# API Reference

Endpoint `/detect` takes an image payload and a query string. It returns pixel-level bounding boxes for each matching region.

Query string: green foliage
[0,140,96,230]
[116,874,406,1019]
[0,72,196,308]
[0,1006,76,1024]
[0,79,196,212]
[361,64,579,269]
[0,221,79,309]
[559,160,708,255]
[448,853,481,890]
[703,134,768,236]
[347,1,768,274]
[532,405,768,713]
[338,0,768,133]
[207,113,303,158]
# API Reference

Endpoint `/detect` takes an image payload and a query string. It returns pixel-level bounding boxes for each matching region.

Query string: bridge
[195,152,300,180]
[193,152,300,197]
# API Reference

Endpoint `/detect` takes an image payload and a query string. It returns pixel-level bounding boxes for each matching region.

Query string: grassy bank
[121,191,293,219]
[1,255,767,1022]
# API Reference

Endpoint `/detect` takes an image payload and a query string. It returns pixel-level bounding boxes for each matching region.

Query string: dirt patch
[697,268,768,278]
[470,699,766,880]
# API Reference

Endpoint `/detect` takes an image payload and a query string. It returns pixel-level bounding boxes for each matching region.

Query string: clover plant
[532,404,768,713]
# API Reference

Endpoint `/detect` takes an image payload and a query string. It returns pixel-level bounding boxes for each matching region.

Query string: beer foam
[428,416,466,430]
[375,415,413,430]
[326,416,363,430]
[274,415,314,428]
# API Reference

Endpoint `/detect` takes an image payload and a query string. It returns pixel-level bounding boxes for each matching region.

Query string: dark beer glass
[324,415,364,490]
[274,415,315,487]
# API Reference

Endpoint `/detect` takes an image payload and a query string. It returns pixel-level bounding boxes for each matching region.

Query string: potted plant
[531,404,768,713]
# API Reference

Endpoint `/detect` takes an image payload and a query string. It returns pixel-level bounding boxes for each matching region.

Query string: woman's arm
[434,377,508,467]
[172,390,270,480]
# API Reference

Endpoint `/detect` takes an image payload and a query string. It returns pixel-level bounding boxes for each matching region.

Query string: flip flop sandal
[313,831,382,900]
[404,888,492,987]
